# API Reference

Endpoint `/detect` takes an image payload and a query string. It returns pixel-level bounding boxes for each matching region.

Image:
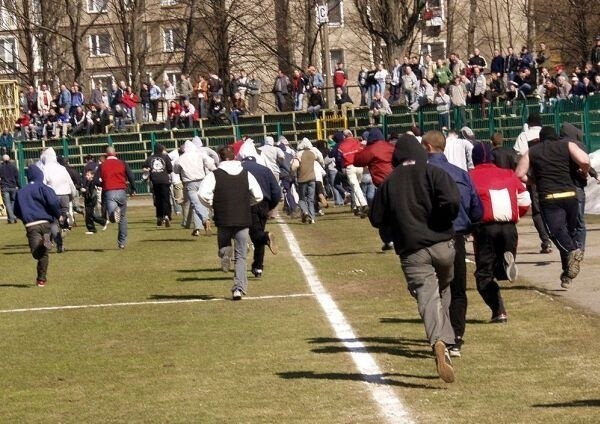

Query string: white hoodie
[38,147,76,197]
[174,140,216,183]
[198,160,263,208]
[258,136,285,177]
[168,148,181,184]
[192,136,220,165]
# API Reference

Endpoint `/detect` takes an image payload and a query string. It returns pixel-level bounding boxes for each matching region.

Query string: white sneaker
[232,289,242,301]
[85,231,95,235]
[503,251,518,282]
[102,221,109,231]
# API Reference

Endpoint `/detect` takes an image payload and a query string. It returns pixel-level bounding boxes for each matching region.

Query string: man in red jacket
[98,146,136,249]
[354,127,395,249]
[338,129,368,217]
[469,142,531,323]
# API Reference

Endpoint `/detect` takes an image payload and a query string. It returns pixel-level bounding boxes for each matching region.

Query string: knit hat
[472,142,493,166]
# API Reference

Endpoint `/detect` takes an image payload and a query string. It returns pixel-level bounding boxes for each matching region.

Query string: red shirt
[353,140,394,186]
[338,137,364,168]
[100,156,128,191]
[168,103,182,118]
[122,93,138,109]
[469,163,530,223]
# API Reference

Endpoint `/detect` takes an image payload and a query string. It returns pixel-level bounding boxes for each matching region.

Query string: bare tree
[467,0,477,54]
[354,0,427,66]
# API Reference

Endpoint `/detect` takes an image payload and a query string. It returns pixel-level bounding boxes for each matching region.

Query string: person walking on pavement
[516,126,590,289]
[199,145,263,300]
[369,134,460,383]
[513,113,553,253]
[423,131,483,357]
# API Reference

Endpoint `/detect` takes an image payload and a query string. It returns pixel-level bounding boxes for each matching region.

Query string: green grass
[1,206,600,422]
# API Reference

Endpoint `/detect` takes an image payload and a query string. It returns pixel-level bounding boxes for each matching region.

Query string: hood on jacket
[560,122,584,143]
[278,136,289,146]
[218,160,244,175]
[540,126,558,141]
[264,136,275,146]
[40,147,57,165]
[472,142,493,166]
[392,135,426,167]
[332,131,344,145]
[27,165,44,183]
[460,126,475,141]
[367,128,384,145]
[56,155,67,166]
[182,140,197,154]
[192,136,204,150]
[298,137,313,151]
[238,138,260,160]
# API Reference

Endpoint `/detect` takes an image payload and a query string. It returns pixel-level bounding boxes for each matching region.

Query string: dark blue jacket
[13,166,61,225]
[242,158,282,209]
[428,153,482,233]
[0,160,20,190]
[0,132,13,152]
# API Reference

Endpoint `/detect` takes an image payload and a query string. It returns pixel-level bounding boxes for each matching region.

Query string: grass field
[1,205,599,423]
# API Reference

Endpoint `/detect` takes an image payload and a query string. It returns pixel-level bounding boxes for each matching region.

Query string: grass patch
[1,206,599,422]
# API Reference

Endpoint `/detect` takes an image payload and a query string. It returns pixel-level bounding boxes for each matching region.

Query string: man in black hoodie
[369,135,460,383]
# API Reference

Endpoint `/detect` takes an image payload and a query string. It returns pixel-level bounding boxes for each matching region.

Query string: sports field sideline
[1,204,599,423]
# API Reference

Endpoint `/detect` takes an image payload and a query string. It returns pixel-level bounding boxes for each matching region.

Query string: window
[422,42,446,61]
[327,0,343,26]
[0,37,17,72]
[31,0,42,24]
[91,74,113,90]
[330,49,344,75]
[89,33,111,57]
[162,28,184,53]
[160,0,178,5]
[165,70,181,86]
[87,0,107,13]
[0,0,16,30]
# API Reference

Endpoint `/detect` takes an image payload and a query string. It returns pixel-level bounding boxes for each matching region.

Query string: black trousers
[249,200,270,270]
[473,222,518,316]
[450,234,467,341]
[149,100,159,122]
[528,184,551,249]
[152,183,172,220]
[26,222,51,281]
[539,196,579,273]
[85,202,107,232]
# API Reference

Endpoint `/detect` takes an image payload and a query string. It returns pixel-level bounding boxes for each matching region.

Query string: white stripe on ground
[0,293,314,314]
[278,220,414,424]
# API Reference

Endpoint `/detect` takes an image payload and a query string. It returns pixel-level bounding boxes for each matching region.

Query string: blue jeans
[218,227,249,294]
[360,173,375,206]
[104,189,128,246]
[184,180,209,228]
[327,169,344,205]
[294,93,304,111]
[142,104,149,122]
[298,181,316,219]
[2,188,17,222]
[575,187,586,251]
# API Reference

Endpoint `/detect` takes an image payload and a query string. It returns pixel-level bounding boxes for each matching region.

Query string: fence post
[150,131,156,154]
[235,125,241,140]
[62,138,69,159]
[276,122,282,139]
[583,97,591,151]
[16,141,25,187]
[107,134,113,147]
[488,102,495,136]
[382,114,388,139]
[418,109,424,130]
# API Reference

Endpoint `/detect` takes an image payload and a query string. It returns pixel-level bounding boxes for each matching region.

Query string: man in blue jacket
[13,166,62,287]
[423,130,483,357]
[240,153,282,278]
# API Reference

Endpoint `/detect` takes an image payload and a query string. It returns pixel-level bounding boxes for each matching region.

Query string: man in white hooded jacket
[199,145,263,300]
[37,147,76,253]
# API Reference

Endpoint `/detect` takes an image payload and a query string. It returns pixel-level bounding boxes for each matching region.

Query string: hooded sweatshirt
[353,128,394,186]
[14,166,62,226]
[259,136,285,177]
[39,147,77,197]
[173,140,216,182]
[237,138,267,166]
[560,123,598,187]
[369,136,460,255]
[192,136,220,165]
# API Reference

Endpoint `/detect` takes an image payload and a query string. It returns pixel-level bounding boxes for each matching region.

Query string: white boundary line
[0,293,314,314]
[278,220,414,424]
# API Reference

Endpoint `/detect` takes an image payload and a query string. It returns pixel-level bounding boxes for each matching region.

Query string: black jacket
[369,135,459,255]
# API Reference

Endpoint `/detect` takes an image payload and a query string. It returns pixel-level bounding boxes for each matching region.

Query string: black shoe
[157,218,163,226]
[560,273,572,289]
[540,245,553,254]
[490,313,508,323]
[381,242,394,251]
[359,205,369,219]
[163,216,170,228]
[252,268,263,278]
[191,229,200,237]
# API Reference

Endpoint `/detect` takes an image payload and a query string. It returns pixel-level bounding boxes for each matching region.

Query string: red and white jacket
[469,163,531,223]
[338,137,364,168]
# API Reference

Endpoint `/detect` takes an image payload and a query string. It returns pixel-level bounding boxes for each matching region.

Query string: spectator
[306,86,324,119]
[358,64,369,106]
[0,128,13,155]
[140,83,150,122]
[334,87,354,116]
[490,49,505,77]
[166,100,182,130]
[292,69,307,111]
[229,92,246,125]
[246,72,261,115]
[272,70,290,112]
[180,98,196,128]
[434,86,451,128]
[333,62,348,92]
[148,80,162,122]
[0,154,20,223]
[374,62,388,97]
[368,91,392,125]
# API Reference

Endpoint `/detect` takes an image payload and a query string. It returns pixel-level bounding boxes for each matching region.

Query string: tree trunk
[505,0,513,48]
[181,0,197,75]
[446,0,455,54]
[494,0,503,52]
[525,0,535,50]
[301,0,317,68]
[467,0,477,54]
[274,0,292,75]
